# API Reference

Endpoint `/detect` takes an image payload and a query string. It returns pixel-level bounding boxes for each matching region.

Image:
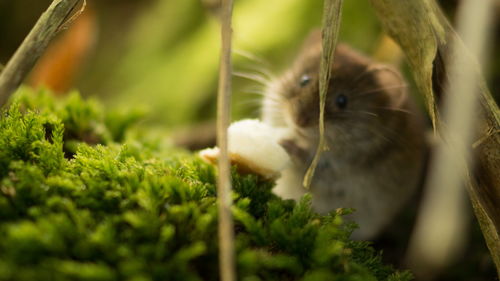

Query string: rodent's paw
[279,139,309,162]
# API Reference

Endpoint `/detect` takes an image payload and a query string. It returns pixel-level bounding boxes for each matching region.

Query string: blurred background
[0,0,498,127]
[0,0,498,280]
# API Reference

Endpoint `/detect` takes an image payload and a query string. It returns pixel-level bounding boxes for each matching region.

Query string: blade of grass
[407,0,495,278]
[0,0,84,107]
[303,0,344,188]
[216,0,236,280]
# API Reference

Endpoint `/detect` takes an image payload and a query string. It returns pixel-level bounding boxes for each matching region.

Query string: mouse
[262,31,428,240]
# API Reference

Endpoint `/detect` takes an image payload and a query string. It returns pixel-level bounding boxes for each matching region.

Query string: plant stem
[0,0,82,106]
[216,0,236,280]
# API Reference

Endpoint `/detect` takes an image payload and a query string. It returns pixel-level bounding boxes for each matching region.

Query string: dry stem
[0,0,83,106]
[216,0,236,280]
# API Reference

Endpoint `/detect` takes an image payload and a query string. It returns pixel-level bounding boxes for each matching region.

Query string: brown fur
[263,31,427,239]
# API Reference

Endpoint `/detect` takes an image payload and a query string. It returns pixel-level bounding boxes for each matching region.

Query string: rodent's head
[262,31,413,156]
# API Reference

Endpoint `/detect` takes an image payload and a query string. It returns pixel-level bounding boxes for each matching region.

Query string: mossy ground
[0,88,412,281]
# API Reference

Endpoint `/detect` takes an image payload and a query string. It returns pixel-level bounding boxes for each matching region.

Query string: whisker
[233,71,271,85]
[367,126,394,144]
[244,89,282,104]
[264,97,282,104]
[366,106,414,115]
[261,99,282,108]
[351,65,374,83]
[238,63,276,80]
[373,125,409,146]
[233,49,270,66]
[250,106,265,117]
[261,107,286,125]
[240,86,273,98]
[242,84,266,91]
[337,111,409,144]
[351,65,384,84]
[334,110,379,120]
[236,101,264,109]
[242,89,265,97]
[326,116,411,149]
[342,109,379,117]
[335,119,399,145]
[351,84,408,99]
[235,98,264,115]
[351,65,404,84]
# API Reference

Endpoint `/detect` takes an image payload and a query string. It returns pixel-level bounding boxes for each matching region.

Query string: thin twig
[406,0,495,278]
[216,0,236,280]
[57,0,86,32]
[0,0,83,106]
[303,0,344,188]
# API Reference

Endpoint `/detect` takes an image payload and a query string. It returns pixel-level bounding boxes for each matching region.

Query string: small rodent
[262,31,427,240]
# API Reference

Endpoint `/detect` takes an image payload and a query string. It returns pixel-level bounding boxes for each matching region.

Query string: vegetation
[0,88,412,281]
[0,0,497,278]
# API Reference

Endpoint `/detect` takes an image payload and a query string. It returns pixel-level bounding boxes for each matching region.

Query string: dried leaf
[369,0,445,128]
[303,0,344,189]
[369,0,500,276]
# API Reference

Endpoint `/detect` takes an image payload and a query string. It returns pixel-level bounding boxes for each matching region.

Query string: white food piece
[199,119,291,179]
[228,119,291,174]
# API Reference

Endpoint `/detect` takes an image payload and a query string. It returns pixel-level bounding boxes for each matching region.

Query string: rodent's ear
[372,65,408,107]
[295,29,323,64]
[300,29,348,52]
[301,29,322,49]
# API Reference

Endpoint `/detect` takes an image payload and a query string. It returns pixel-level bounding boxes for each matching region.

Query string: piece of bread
[199,119,290,179]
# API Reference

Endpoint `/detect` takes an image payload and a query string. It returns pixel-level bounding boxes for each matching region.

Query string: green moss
[12,87,145,155]
[0,88,412,281]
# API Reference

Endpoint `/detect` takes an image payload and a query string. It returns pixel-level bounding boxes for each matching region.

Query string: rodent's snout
[294,113,315,128]
[290,99,318,128]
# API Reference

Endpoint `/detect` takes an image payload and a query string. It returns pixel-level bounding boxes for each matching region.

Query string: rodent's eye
[336,94,348,109]
[299,74,311,87]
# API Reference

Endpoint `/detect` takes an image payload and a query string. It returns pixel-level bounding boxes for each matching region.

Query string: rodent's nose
[294,114,314,128]
[295,116,308,127]
[291,100,318,128]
